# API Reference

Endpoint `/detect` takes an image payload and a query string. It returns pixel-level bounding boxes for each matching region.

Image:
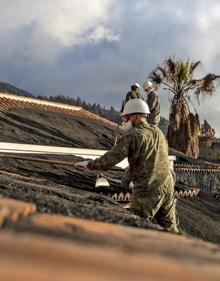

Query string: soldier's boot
[164,226,181,235]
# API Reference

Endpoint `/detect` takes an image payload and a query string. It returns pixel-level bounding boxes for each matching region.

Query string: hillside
[0,82,33,97]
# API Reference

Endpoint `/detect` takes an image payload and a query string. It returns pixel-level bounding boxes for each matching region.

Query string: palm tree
[148,57,220,158]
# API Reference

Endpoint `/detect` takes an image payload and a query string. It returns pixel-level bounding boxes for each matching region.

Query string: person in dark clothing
[120,83,144,113]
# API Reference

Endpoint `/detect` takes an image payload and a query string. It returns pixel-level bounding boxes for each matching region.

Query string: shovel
[113,124,121,148]
[0,154,111,188]
[1,154,111,188]
[95,173,110,188]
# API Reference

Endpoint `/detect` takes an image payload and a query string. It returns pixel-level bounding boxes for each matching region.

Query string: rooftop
[0,93,219,281]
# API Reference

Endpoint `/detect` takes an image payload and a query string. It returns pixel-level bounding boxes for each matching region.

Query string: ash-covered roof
[0,93,121,149]
[0,93,220,280]
[0,93,118,127]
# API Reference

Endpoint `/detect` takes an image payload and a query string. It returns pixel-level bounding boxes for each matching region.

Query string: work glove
[75,160,90,172]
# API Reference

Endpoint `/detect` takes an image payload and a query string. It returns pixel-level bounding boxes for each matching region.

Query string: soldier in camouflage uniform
[143,81,160,126]
[120,83,144,113]
[76,99,179,233]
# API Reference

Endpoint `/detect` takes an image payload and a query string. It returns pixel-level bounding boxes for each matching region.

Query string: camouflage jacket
[120,90,144,112]
[88,120,174,195]
[146,91,160,126]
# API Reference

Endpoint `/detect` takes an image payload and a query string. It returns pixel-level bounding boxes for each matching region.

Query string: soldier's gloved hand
[75,160,90,172]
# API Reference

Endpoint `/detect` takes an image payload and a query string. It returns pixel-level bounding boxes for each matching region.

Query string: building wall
[176,171,220,196]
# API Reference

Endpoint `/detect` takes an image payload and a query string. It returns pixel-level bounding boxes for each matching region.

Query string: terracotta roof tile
[0,198,36,226]
[0,93,118,127]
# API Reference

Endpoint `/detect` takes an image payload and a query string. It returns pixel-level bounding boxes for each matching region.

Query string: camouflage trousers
[131,190,179,231]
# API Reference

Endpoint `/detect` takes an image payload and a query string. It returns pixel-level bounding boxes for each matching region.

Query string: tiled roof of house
[0,93,118,127]
[0,197,220,281]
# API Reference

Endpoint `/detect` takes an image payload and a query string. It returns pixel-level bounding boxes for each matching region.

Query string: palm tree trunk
[167,97,200,158]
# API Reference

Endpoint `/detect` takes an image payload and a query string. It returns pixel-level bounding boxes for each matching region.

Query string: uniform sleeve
[147,93,160,125]
[87,134,132,170]
[147,93,158,109]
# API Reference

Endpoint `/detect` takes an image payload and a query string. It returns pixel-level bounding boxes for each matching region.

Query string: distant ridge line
[0,82,33,97]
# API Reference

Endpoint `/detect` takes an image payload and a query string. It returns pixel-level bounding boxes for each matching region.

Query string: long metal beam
[0,142,128,169]
[0,142,107,156]
[0,142,176,170]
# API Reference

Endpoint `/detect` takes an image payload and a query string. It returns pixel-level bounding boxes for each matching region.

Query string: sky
[1,0,220,134]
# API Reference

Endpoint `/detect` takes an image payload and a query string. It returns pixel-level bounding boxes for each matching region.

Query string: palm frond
[156,66,167,78]
[177,62,189,83]
[166,57,176,75]
[162,87,176,95]
[202,73,220,84]
[188,79,198,86]
[148,70,162,84]
[195,73,220,97]
[190,61,201,73]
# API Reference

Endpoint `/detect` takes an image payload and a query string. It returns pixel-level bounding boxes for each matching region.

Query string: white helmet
[121,99,150,116]
[131,83,140,89]
[143,81,153,91]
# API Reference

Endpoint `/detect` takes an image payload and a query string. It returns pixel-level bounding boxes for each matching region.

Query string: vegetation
[0,82,33,97]
[200,119,215,139]
[36,95,122,124]
[149,57,220,158]
[36,94,169,133]
[199,119,215,148]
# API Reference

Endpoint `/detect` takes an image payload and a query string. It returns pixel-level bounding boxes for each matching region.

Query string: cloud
[1,0,220,134]
[88,26,120,43]
[0,0,119,63]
